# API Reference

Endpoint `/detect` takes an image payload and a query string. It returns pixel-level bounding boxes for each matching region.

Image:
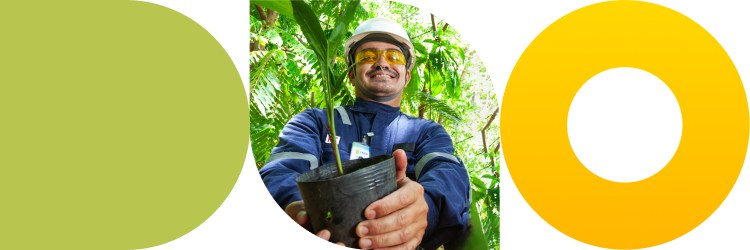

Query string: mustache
[366,67,399,78]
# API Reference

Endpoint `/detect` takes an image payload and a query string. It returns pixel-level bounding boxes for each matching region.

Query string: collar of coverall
[350,97,401,114]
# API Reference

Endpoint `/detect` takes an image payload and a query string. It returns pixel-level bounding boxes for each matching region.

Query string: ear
[403,70,411,88]
[348,68,356,86]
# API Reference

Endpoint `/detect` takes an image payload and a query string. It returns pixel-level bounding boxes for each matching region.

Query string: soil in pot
[296,154,397,248]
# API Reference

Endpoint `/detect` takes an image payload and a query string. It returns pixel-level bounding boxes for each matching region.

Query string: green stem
[322,63,344,176]
[328,104,343,176]
[327,58,366,176]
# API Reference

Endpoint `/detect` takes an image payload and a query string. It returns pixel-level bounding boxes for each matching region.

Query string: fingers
[358,221,426,249]
[297,211,313,233]
[358,199,426,236]
[285,200,313,232]
[285,201,306,224]
[316,230,345,247]
[316,229,331,241]
[392,149,408,182]
[365,180,423,219]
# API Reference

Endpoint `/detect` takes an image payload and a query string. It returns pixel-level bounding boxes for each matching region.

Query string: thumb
[392,149,407,182]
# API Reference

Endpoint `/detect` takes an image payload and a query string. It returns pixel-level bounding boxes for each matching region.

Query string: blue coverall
[259,98,471,249]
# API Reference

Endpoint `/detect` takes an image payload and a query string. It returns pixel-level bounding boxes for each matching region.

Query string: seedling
[291,0,361,176]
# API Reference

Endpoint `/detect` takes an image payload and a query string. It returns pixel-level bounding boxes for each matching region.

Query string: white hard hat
[344,17,416,71]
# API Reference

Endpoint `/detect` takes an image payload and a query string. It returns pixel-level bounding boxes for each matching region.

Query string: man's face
[348,41,411,98]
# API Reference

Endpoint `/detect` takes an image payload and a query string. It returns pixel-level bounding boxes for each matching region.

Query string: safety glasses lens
[355,49,405,65]
[356,49,379,64]
[384,50,405,65]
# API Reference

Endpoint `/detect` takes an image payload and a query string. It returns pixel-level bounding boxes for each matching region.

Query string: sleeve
[258,108,323,210]
[413,122,471,249]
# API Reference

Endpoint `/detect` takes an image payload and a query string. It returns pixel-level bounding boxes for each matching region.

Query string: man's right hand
[285,201,312,232]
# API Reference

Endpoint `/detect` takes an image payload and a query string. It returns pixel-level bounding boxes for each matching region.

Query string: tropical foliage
[250,1,499,249]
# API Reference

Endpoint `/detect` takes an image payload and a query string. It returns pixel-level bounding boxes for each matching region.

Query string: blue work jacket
[259,98,471,249]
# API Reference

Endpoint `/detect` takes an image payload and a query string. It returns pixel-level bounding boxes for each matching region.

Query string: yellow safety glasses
[355,49,406,65]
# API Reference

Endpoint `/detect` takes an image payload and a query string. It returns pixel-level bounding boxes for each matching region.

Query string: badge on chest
[350,132,374,160]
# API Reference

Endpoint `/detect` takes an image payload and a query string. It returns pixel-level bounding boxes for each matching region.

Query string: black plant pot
[296,154,398,248]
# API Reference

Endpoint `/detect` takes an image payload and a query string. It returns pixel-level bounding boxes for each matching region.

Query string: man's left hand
[357,149,429,249]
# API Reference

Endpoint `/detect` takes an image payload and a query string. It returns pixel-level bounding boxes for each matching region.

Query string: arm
[258,108,323,211]
[413,122,471,249]
[260,108,348,246]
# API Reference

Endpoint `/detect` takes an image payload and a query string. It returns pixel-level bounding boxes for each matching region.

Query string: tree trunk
[418,79,428,118]
[494,111,503,179]
[254,5,267,21]
[459,49,474,84]
[265,9,280,29]
[310,91,316,108]
[251,5,267,53]
[430,14,441,43]
[482,107,500,166]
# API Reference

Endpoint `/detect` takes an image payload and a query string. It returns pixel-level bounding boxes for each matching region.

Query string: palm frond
[404,89,462,123]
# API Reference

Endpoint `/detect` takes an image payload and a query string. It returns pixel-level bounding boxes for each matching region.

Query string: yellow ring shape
[501,1,747,249]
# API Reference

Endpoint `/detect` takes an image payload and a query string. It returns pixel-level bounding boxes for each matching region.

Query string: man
[260,17,470,250]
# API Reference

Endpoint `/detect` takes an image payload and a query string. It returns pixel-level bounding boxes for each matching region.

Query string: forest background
[250,0,499,248]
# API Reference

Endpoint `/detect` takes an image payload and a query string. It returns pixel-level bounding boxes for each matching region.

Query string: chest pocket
[388,114,420,180]
[320,140,351,166]
[392,142,418,181]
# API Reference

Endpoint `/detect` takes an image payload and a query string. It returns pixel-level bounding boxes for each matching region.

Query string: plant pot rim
[296,154,394,184]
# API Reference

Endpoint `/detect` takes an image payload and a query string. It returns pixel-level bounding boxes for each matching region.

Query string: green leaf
[250,49,282,117]
[404,89,462,122]
[256,33,269,46]
[291,0,328,64]
[327,0,360,61]
[455,45,465,62]
[333,60,359,95]
[453,70,461,97]
[405,66,420,90]
[253,0,294,21]
[470,175,486,194]
[444,190,489,250]
[472,189,486,204]
[446,68,459,98]
[262,29,283,45]
[481,174,498,181]
[429,72,444,95]
[428,41,440,54]
[284,59,300,75]
[429,52,444,70]
[339,91,355,106]
[443,49,459,67]
[413,41,428,56]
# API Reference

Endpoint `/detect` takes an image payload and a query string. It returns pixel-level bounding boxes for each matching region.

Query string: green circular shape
[0,1,248,249]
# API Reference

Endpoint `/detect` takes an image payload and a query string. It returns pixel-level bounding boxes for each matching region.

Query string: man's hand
[285,200,312,232]
[315,229,345,247]
[357,149,429,249]
[285,201,345,246]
